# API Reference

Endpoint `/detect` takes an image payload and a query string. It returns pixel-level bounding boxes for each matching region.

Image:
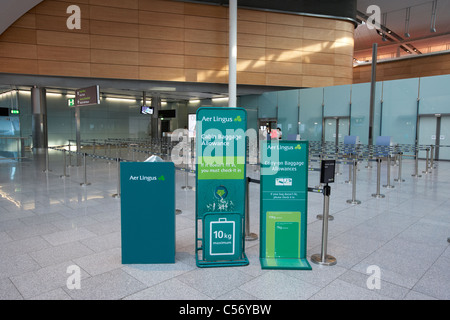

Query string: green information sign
[260,140,311,270]
[120,162,175,264]
[195,107,249,268]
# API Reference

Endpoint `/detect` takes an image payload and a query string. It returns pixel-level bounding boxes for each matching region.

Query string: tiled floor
[0,150,449,300]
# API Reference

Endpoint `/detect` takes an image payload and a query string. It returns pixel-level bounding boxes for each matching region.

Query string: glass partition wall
[238,73,450,161]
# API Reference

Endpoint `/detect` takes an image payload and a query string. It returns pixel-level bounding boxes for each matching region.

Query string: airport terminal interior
[0,0,450,301]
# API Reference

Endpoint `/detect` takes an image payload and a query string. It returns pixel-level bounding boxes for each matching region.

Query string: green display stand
[260,141,312,270]
[195,107,249,268]
[120,162,175,264]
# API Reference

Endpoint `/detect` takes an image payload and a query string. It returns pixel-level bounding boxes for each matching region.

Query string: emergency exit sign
[68,98,75,107]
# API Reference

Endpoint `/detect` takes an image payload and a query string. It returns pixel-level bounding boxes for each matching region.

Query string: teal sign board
[196,107,249,267]
[260,141,311,270]
[120,162,175,264]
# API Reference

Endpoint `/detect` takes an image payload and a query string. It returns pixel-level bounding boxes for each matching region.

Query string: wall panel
[0,0,355,87]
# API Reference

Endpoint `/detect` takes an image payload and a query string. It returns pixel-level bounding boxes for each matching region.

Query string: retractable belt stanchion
[181,138,193,190]
[412,147,422,178]
[372,158,385,198]
[383,154,395,189]
[43,147,51,173]
[112,157,121,198]
[60,149,70,179]
[394,152,405,183]
[346,156,361,205]
[423,148,430,174]
[430,145,435,170]
[80,153,91,187]
[311,184,336,266]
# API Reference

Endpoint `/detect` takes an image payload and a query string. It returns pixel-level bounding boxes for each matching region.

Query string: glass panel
[338,118,350,144]
[381,78,419,147]
[258,92,277,119]
[324,118,336,143]
[324,85,351,118]
[418,116,436,159]
[299,88,323,142]
[277,90,299,139]
[439,116,450,161]
[419,74,450,115]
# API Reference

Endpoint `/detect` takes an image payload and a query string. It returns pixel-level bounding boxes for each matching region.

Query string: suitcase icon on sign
[209,218,235,256]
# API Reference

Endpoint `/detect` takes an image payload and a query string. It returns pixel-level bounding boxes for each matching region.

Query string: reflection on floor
[0,151,449,300]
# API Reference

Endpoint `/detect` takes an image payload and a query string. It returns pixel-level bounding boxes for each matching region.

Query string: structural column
[228,0,237,108]
[31,87,48,153]
[151,95,162,139]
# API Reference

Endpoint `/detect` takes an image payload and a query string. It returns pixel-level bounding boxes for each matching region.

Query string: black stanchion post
[311,184,336,266]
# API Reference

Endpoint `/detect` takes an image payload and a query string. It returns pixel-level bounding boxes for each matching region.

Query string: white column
[228,0,237,108]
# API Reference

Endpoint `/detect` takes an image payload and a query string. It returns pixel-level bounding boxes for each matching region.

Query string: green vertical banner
[120,162,175,264]
[260,140,312,270]
[196,107,249,268]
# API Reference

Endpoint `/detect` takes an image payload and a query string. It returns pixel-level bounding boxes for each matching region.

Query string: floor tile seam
[121,276,214,301]
[333,275,400,300]
[5,276,26,300]
[10,258,87,300]
[408,253,450,300]
[338,267,411,300]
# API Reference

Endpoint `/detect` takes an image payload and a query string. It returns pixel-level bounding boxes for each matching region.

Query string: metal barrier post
[43,148,51,173]
[394,152,405,183]
[80,153,91,187]
[346,158,361,205]
[412,147,422,178]
[112,158,121,198]
[345,155,352,184]
[181,139,193,190]
[311,185,336,266]
[430,145,435,170]
[60,149,70,179]
[372,158,385,198]
[245,177,258,241]
[422,148,430,174]
[383,155,395,189]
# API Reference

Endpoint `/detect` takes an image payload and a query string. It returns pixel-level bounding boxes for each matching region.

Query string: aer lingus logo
[295,145,302,150]
[215,186,228,200]
[234,116,242,122]
[158,175,165,181]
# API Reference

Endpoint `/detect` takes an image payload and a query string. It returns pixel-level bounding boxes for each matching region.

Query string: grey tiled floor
[0,151,449,300]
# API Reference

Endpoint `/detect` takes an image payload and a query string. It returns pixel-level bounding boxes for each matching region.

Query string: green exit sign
[68,98,75,107]
[11,110,20,115]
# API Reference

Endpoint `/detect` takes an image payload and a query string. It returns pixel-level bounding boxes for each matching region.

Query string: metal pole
[422,148,430,174]
[311,185,336,266]
[368,43,378,146]
[112,158,121,198]
[372,158,385,198]
[347,158,361,205]
[181,137,193,190]
[43,147,51,173]
[412,146,422,178]
[80,153,91,187]
[60,149,70,179]
[430,145,434,170]
[245,177,258,241]
[394,152,405,182]
[228,0,237,108]
[345,155,352,184]
[383,155,395,189]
